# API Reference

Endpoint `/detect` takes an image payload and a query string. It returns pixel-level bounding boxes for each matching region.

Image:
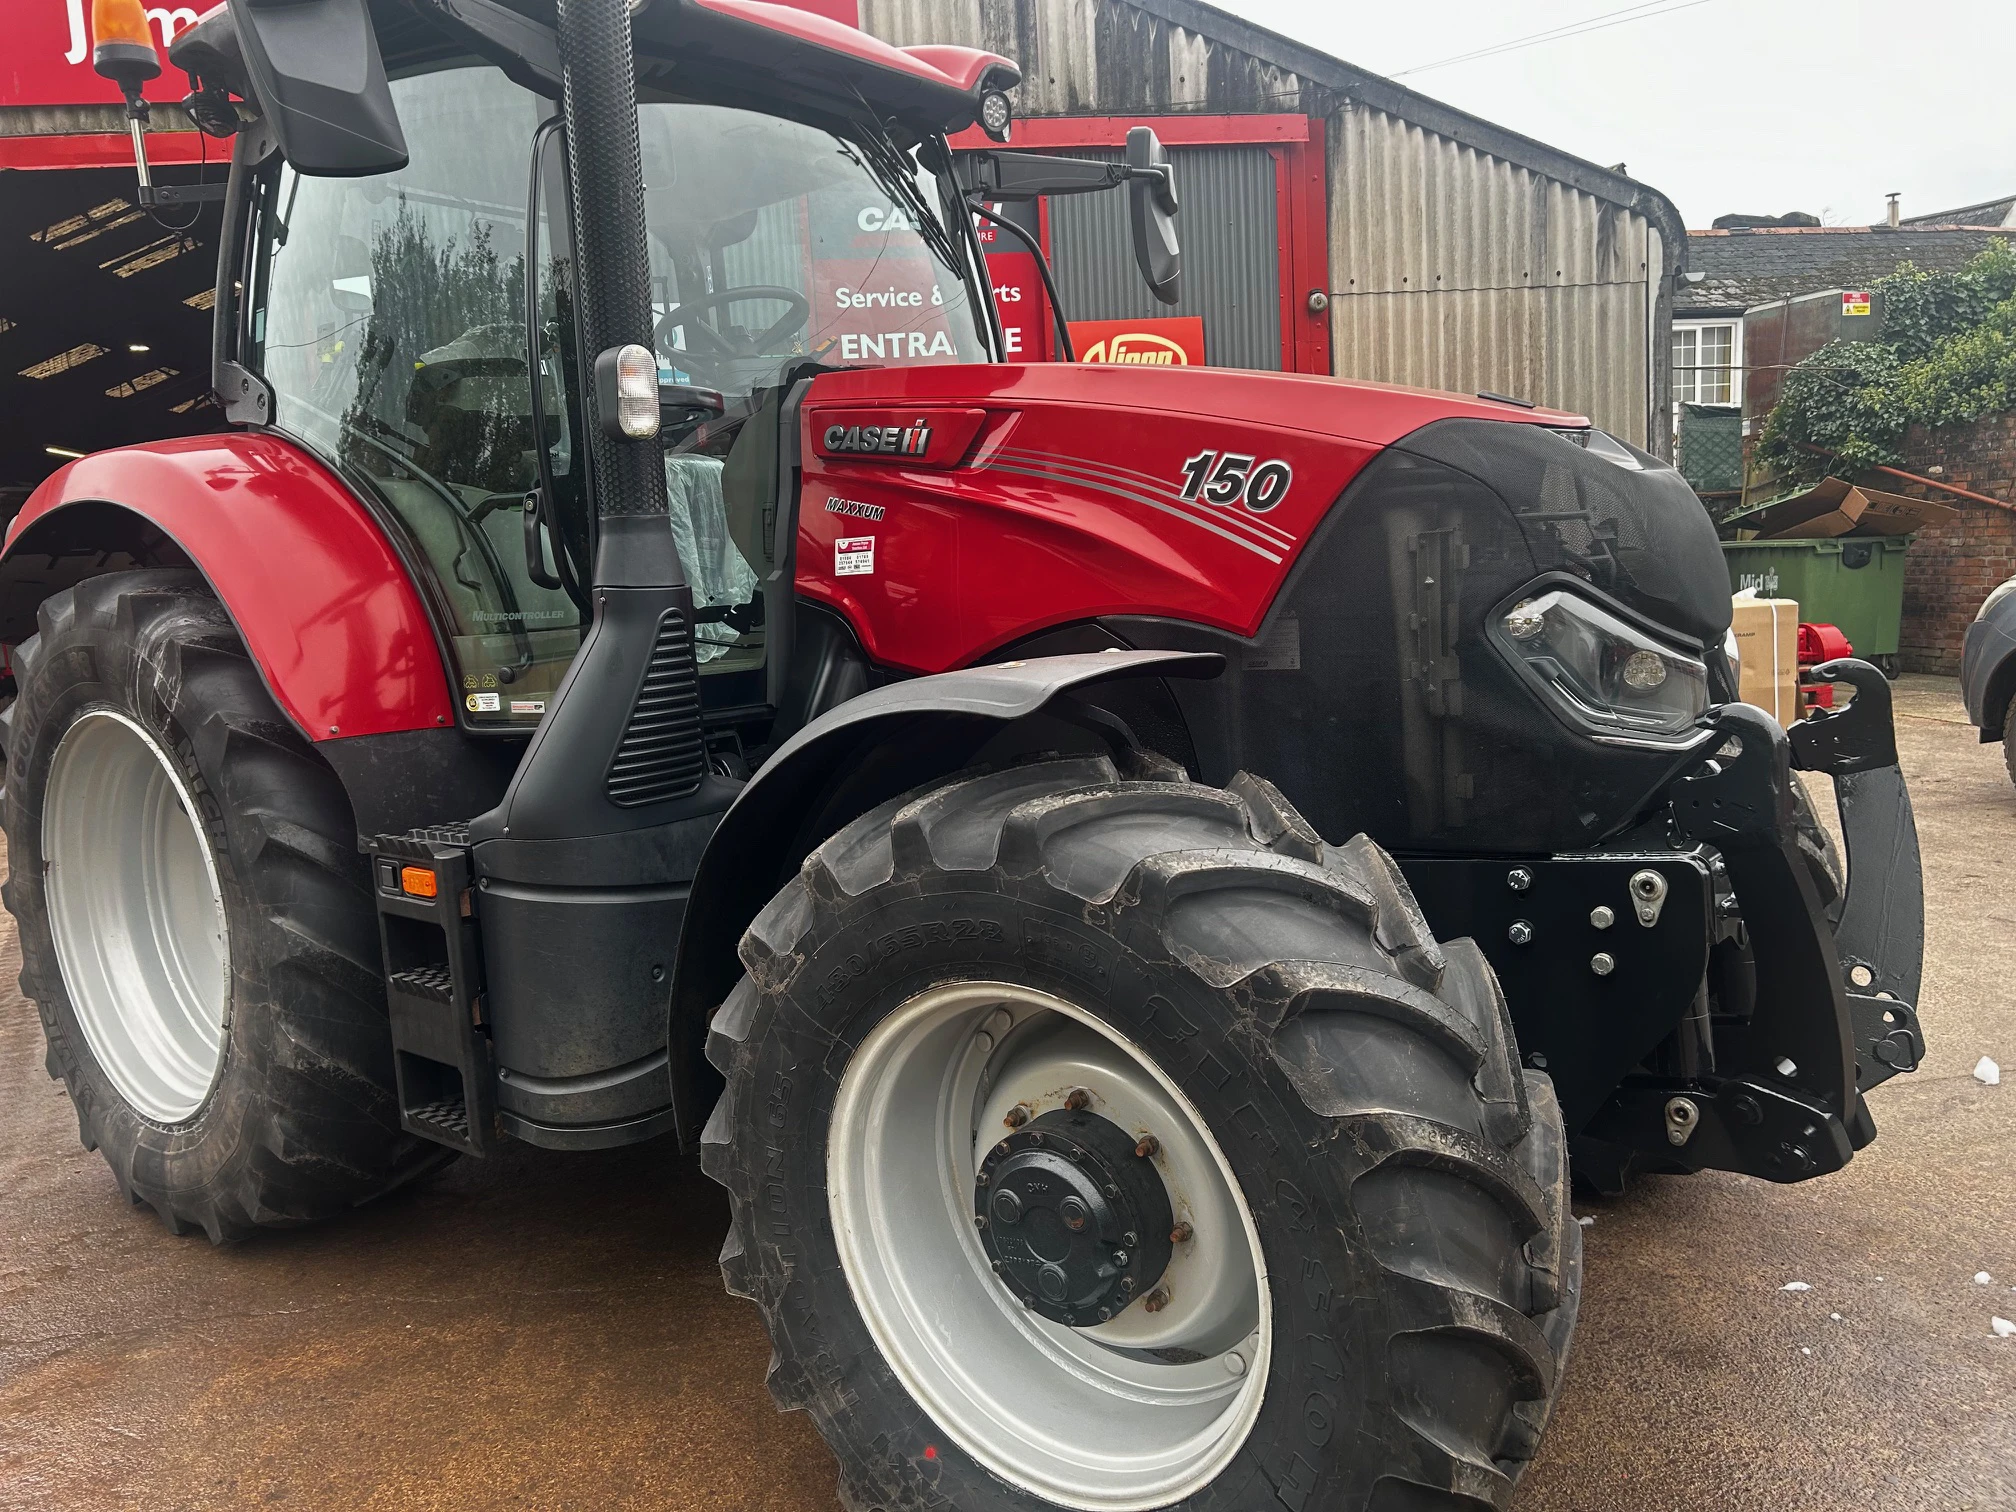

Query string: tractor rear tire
[703,755,1578,1512]
[0,571,449,1242]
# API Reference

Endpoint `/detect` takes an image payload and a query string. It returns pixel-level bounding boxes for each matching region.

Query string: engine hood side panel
[791,363,1580,674]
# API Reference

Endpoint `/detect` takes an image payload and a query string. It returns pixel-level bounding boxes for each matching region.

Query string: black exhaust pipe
[464,0,731,1152]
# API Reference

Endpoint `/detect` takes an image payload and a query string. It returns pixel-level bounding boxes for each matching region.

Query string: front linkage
[1587,658,1926,1182]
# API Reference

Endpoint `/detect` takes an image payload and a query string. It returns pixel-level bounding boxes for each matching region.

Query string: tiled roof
[1901,195,2015,228]
[1676,226,2016,315]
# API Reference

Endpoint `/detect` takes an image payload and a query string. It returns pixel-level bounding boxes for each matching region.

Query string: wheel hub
[977,1109,1174,1327]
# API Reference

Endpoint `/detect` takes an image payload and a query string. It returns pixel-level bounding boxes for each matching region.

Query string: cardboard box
[1730,593,1800,726]
[1731,476,1958,540]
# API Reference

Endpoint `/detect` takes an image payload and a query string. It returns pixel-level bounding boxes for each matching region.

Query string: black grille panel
[606,609,706,806]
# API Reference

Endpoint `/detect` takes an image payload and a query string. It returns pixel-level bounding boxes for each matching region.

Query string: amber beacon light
[93,0,175,205]
[92,0,161,92]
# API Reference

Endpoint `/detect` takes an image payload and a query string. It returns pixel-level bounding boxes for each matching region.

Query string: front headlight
[1976,577,2016,623]
[1493,588,1710,743]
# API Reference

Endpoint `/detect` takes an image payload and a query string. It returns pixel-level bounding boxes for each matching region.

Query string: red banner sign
[1068,316,1207,367]
[4,0,224,110]
[1,0,854,111]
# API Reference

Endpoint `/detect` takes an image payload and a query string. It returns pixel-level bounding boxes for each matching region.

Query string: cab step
[364,824,496,1156]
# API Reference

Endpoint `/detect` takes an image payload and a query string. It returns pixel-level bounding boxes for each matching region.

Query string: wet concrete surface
[1,676,2010,1511]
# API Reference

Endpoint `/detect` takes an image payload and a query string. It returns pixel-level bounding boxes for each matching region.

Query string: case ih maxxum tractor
[7,1,1925,1507]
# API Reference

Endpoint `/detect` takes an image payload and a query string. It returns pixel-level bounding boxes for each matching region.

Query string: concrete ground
[1,676,2010,1512]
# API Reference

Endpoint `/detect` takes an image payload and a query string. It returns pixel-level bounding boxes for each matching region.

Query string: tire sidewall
[9,595,273,1193]
[736,870,1391,1511]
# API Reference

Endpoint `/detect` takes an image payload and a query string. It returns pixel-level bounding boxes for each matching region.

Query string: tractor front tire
[704,755,1578,1512]
[1,571,447,1242]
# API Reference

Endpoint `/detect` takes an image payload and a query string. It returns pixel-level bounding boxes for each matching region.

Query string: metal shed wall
[1330,104,1661,444]
[1047,145,1282,371]
[861,0,1674,448]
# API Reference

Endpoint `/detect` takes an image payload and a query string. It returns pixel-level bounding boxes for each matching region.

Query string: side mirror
[1126,127,1180,306]
[234,0,407,176]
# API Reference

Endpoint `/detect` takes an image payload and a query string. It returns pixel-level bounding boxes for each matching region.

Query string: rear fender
[665,648,1221,1146]
[1,436,455,742]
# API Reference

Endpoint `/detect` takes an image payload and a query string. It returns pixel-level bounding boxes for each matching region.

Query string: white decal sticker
[835,536,876,577]
[509,699,546,716]
[466,692,501,712]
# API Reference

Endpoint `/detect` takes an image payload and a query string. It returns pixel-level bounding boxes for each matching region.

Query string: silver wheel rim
[828,982,1271,1510]
[43,709,230,1124]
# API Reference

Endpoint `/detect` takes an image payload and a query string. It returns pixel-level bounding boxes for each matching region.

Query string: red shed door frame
[953,114,1331,376]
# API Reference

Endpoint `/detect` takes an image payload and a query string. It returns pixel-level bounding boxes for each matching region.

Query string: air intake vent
[606,609,706,806]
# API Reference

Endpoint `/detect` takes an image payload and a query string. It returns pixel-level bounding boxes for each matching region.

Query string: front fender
[665,648,1221,1145]
[2,436,454,741]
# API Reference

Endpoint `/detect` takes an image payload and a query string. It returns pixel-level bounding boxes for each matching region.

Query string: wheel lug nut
[974,1215,988,1230]
[1065,1087,1092,1111]
[1003,1104,1030,1129]
[1171,1222,1193,1243]
[1134,1135,1159,1159]
[1144,1288,1170,1313]
[1111,1249,1129,1267]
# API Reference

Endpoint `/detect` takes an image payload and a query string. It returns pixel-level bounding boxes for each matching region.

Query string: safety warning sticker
[836,536,876,576]
[466,692,501,712]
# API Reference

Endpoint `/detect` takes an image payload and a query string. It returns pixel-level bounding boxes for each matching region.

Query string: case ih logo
[1079,332,1191,366]
[822,420,932,459]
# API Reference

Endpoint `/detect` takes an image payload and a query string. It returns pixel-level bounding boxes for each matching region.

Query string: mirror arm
[960,150,1130,202]
[969,200,1075,363]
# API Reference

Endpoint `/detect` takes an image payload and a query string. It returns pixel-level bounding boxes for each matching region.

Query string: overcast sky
[1215,0,2013,228]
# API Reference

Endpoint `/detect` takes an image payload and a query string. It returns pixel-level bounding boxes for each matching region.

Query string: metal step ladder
[364,824,495,1156]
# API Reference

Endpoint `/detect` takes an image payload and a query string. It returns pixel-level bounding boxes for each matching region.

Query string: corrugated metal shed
[1329,105,1656,441]
[862,0,1685,450]
[1048,145,1281,370]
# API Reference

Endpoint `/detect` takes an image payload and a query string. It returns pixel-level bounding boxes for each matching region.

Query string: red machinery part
[3,435,456,741]
[1797,621,1853,711]
[795,362,1585,673]
[1798,621,1852,664]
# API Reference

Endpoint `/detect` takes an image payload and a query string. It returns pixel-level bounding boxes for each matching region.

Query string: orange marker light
[400,866,440,899]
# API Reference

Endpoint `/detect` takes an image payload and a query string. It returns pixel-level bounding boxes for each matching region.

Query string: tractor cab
[175,0,1172,741]
[247,60,996,729]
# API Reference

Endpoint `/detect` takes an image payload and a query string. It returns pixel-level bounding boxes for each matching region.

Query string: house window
[1673,321,1738,406]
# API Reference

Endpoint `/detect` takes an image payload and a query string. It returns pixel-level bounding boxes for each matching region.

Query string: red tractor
[4,1,1924,1507]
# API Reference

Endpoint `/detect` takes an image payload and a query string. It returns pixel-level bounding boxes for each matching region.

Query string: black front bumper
[1592,659,1925,1181]
[1405,660,1926,1185]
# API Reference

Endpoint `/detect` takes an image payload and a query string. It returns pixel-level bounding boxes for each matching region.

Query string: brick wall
[1894,415,2016,675]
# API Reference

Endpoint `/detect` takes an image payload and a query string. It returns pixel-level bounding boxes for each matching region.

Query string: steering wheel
[655,286,812,362]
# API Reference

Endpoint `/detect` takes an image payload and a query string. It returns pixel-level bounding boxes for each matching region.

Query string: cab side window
[252,67,581,729]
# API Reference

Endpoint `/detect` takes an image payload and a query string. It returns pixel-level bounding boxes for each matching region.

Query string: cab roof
[372,0,1017,140]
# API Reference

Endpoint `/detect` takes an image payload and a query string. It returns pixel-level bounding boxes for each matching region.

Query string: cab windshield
[638,98,991,399]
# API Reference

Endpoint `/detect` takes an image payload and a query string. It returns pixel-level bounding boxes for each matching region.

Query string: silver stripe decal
[989,447,1298,549]
[985,462,1284,563]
